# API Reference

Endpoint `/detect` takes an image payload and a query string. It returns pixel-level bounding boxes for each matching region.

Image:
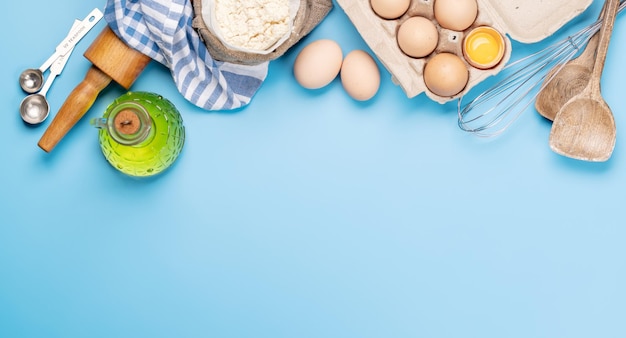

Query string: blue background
[2,1,625,337]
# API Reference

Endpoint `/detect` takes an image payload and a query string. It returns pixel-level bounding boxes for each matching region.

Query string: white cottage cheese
[214,0,291,51]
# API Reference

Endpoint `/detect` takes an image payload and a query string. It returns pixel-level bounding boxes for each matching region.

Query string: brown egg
[340,50,381,101]
[293,39,343,89]
[396,16,439,58]
[370,0,411,20]
[434,0,478,31]
[423,53,469,97]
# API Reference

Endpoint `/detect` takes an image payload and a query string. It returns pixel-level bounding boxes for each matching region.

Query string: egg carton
[336,0,593,103]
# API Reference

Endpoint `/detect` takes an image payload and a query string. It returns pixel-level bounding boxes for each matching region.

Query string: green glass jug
[91,91,185,177]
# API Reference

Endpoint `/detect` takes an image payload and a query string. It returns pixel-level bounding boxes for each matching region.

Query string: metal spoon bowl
[20,93,50,124]
[19,68,44,94]
[18,10,103,96]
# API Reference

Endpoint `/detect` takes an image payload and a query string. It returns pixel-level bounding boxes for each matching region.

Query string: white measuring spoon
[19,8,103,94]
[20,38,75,124]
[20,19,81,124]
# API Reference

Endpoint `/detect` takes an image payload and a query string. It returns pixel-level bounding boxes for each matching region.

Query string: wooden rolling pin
[38,26,152,152]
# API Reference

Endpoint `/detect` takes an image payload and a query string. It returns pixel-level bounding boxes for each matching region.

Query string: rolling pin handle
[38,66,112,152]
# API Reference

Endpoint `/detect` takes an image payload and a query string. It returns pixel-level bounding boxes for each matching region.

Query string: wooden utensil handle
[591,0,619,85]
[38,66,112,152]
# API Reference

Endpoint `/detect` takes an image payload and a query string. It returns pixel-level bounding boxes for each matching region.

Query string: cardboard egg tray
[336,0,593,103]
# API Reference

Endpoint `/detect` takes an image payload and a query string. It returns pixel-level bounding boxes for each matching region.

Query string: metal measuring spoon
[19,22,78,94]
[19,69,45,94]
[20,50,72,124]
[18,8,103,94]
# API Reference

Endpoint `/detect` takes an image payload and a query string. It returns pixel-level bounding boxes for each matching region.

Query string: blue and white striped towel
[104,0,269,110]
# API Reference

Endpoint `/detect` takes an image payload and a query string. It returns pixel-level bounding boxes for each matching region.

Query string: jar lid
[107,102,152,146]
[114,109,142,135]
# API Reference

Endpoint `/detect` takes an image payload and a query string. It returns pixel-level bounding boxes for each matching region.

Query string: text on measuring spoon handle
[39,8,104,72]
[56,8,104,57]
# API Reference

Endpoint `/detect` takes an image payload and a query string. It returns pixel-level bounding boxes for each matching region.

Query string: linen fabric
[104,0,268,110]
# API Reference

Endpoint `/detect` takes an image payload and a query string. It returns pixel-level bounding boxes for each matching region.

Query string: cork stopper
[114,109,141,135]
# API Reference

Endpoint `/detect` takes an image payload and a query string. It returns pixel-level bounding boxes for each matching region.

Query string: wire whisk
[458,0,626,137]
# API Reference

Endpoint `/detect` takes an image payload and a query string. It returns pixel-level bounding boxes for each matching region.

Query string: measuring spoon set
[19,8,103,124]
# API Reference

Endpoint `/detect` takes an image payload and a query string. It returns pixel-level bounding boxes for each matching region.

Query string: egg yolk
[463,27,505,69]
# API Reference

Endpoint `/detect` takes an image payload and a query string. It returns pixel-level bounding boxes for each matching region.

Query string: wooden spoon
[549,0,619,162]
[535,2,607,121]
[38,26,151,153]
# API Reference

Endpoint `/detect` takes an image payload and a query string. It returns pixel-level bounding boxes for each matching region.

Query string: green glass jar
[91,91,185,177]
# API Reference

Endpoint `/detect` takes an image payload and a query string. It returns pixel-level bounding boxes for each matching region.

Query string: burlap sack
[191,0,333,65]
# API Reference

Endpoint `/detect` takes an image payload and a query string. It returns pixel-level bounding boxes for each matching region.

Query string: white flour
[214,0,291,51]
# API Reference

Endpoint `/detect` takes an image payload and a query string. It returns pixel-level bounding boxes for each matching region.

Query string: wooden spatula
[38,26,152,153]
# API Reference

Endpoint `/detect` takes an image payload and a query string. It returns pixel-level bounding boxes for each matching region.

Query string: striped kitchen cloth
[104,0,269,110]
